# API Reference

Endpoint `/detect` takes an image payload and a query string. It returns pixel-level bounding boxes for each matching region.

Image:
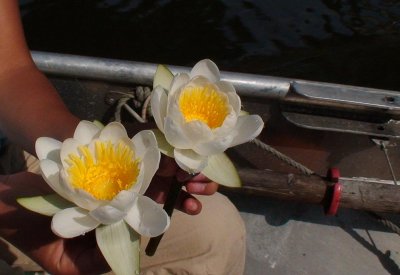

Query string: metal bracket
[291,81,400,111]
[283,112,400,138]
[281,81,400,138]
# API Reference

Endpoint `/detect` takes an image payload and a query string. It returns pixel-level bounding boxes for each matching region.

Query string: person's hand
[0,172,109,275]
[145,156,219,215]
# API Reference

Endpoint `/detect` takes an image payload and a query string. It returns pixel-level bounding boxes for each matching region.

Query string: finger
[146,180,202,215]
[185,181,219,195]
[176,191,202,215]
[189,173,210,182]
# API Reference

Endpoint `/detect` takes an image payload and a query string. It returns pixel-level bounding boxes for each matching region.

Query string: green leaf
[17,194,74,216]
[202,153,242,188]
[93,120,105,129]
[96,221,140,275]
[240,110,249,116]
[153,64,174,91]
[151,128,174,158]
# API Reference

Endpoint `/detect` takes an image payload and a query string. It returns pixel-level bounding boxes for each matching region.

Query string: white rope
[113,87,152,123]
[251,138,315,175]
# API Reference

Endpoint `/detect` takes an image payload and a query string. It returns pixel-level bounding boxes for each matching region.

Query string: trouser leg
[140,192,246,275]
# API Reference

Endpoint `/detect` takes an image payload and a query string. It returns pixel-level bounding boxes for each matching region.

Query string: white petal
[230,115,264,147]
[109,190,137,212]
[138,147,161,194]
[187,75,212,88]
[118,136,136,153]
[90,205,127,225]
[73,120,101,144]
[35,137,62,162]
[227,93,242,116]
[174,148,208,173]
[73,188,103,211]
[60,138,82,168]
[89,191,137,224]
[215,80,237,94]
[129,162,145,194]
[151,86,168,133]
[213,108,238,137]
[131,130,158,159]
[51,207,100,238]
[193,135,233,156]
[227,92,241,116]
[164,117,192,149]
[182,120,213,143]
[169,73,190,98]
[215,81,241,114]
[190,59,220,83]
[124,195,170,237]
[59,170,101,211]
[166,94,185,124]
[40,159,72,201]
[99,122,128,143]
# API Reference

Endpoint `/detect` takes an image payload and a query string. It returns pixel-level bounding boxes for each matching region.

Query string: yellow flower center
[178,85,229,129]
[66,141,140,201]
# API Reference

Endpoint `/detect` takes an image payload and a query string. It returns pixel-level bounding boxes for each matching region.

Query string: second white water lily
[151,59,264,173]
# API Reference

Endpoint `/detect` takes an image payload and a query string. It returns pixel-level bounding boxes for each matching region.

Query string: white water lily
[32,120,169,239]
[151,59,264,173]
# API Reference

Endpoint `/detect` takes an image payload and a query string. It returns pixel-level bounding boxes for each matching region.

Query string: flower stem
[145,178,183,256]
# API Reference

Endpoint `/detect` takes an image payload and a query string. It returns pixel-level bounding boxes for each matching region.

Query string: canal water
[20,0,400,90]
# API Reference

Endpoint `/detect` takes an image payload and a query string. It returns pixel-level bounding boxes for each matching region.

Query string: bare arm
[0,2,106,274]
[0,0,79,155]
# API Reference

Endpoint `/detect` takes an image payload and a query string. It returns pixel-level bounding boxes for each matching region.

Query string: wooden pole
[224,168,400,214]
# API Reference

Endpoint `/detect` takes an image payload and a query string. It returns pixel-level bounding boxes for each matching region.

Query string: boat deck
[230,193,400,274]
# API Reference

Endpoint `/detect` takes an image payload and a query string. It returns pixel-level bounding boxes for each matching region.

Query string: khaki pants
[0,144,246,275]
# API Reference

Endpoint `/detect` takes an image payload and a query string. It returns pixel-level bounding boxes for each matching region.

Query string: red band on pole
[325,168,342,216]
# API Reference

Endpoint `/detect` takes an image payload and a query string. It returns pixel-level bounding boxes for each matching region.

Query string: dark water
[19,0,400,90]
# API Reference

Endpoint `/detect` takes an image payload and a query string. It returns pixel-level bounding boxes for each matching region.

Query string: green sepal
[239,110,249,116]
[151,129,241,187]
[96,220,140,275]
[17,193,74,216]
[93,120,105,129]
[203,153,242,187]
[153,64,174,91]
[151,128,174,158]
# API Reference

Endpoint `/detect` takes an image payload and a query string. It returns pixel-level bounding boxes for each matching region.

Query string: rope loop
[113,86,152,123]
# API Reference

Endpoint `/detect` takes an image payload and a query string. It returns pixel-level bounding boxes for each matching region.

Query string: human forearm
[0,1,79,155]
[0,65,79,155]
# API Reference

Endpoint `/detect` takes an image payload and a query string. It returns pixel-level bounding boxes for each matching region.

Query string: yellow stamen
[178,85,229,129]
[66,141,140,201]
